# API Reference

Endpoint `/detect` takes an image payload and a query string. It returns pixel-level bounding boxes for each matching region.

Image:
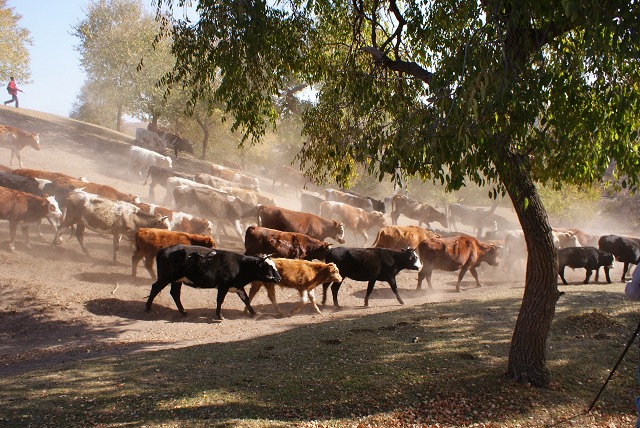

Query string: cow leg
[417,267,429,289]
[321,282,331,305]
[236,288,256,317]
[148,183,156,201]
[455,267,472,292]
[20,224,31,249]
[307,289,322,314]
[363,279,380,307]
[390,211,400,226]
[594,267,600,282]
[289,290,308,316]
[622,262,630,282]
[559,266,568,285]
[143,256,156,280]
[168,282,187,315]
[468,266,482,288]
[386,277,404,306]
[8,221,18,252]
[74,224,91,256]
[131,250,143,277]
[145,280,172,312]
[330,281,342,306]
[583,269,592,284]
[261,284,284,316]
[112,233,121,263]
[231,220,244,240]
[12,149,22,168]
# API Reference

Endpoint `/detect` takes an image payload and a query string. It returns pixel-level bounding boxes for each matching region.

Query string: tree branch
[361,46,433,84]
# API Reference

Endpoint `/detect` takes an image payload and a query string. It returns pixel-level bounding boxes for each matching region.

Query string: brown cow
[248,258,342,316]
[244,225,331,260]
[0,125,40,167]
[372,225,440,250]
[319,200,386,245]
[257,205,345,244]
[0,187,62,251]
[136,202,214,236]
[390,195,448,228]
[12,168,87,182]
[272,165,307,196]
[416,235,500,292]
[209,163,259,189]
[132,228,216,279]
[50,176,140,204]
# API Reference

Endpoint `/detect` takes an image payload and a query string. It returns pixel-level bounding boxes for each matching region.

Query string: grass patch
[1,286,639,427]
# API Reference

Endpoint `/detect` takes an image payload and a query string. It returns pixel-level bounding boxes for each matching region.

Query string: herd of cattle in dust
[0,122,637,321]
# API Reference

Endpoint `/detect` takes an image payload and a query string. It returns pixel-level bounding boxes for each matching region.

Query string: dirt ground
[0,107,615,377]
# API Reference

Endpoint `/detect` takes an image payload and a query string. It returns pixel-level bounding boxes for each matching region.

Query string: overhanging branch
[361,46,433,85]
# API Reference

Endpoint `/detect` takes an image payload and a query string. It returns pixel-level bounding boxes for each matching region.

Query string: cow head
[333,220,346,244]
[369,211,387,228]
[29,133,41,150]
[257,255,282,283]
[326,262,343,283]
[401,247,422,271]
[480,245,501,266]
[43,195,63,227]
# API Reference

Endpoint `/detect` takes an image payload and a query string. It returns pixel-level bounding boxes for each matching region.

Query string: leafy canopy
[156,0,640,192]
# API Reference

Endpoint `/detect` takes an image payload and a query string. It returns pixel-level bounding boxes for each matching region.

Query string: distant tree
[155,1,640,387]
[0,0,31,82]
[72,0,165,131]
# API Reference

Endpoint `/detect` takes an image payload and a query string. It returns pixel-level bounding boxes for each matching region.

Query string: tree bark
[497,148,562,387]
[116,104,123,133]
[195,116,209,160]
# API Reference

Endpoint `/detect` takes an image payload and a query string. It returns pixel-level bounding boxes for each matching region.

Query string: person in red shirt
[4,77,23,108]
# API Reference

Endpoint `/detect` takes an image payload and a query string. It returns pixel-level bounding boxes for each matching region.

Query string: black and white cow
[557,246,615,285]
[598,234,640,282]
[145,244,282,320]
[321,247,422,307]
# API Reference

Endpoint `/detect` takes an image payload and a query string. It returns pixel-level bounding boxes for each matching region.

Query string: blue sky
[7,0,89,117]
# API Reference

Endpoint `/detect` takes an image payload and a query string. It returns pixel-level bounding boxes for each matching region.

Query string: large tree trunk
[498,149,562,387]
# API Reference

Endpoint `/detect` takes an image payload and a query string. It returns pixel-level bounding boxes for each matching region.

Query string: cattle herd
[0,123,636,322]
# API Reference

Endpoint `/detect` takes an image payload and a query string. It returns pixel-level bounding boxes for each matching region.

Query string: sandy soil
[0,106,603,377]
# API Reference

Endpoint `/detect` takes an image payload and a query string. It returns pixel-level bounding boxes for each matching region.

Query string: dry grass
[1,284,639,427]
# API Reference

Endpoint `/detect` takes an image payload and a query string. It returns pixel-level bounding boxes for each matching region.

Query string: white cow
[163,176,224,208]
[129,145,172,178]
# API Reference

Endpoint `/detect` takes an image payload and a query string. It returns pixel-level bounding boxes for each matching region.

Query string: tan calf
[248,258,342,316]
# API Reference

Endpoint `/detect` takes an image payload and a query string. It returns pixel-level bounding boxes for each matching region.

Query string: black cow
[0,171,72,207]
[145,244,281,320]
[344,189,386,213]
[557,246,614,285]
[321,247,422,307]
[162,132,194,158]
[598,234,640,282]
